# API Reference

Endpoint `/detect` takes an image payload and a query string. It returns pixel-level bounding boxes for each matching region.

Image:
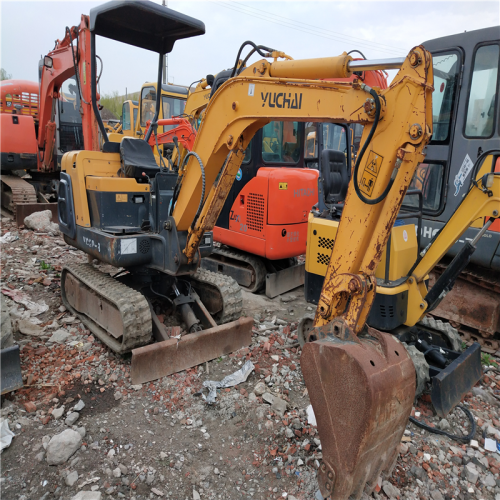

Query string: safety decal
[359,151,384,197]
[116,194,127,202]
[403,229,408,242]
[248,83,255,97]
[121,238,137,255]
[279,182,288,190]
[454,154,474,196]
[235,168,242,181]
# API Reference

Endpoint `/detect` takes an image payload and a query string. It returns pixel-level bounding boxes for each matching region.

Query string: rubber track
[61,263,152,354]
[1,176,37,216]
[191,267,243,324]
[212,246,267,293]
[435,261,500,293]
[418,315,462,352]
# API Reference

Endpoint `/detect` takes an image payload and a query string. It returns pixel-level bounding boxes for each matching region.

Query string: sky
[1,0,499,96]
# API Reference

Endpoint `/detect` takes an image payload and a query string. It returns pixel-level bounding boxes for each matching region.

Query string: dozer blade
[1,346,23,395]
[130,316,253,385]
[431,342,482,418]
[301,324,415,500]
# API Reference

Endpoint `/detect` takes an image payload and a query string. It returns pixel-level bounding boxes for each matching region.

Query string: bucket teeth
[301,326,415,500]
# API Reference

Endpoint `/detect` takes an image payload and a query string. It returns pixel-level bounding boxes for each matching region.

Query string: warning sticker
[121,238,137,255]
[279,182,288,190]
[359,151,384,197]
[116,194,127,202]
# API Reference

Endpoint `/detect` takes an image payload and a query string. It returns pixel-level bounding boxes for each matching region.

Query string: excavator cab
[87,0,205,151]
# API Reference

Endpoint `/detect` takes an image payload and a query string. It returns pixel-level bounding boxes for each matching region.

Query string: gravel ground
[1,214,500,500]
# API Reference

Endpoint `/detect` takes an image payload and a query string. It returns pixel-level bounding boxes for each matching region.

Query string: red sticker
[440,82,445,93]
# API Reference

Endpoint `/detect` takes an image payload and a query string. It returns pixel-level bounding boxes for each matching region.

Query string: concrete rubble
[1,213,500,499]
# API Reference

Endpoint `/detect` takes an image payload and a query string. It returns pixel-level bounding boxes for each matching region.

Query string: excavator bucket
[301,324,415,500]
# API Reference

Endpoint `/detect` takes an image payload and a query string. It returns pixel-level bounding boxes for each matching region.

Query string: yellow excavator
[55,1,499,499]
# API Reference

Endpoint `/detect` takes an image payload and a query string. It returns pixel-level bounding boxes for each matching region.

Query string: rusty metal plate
[301,327,415,500]
[429,271,500,338]
[16,202,58,227]
[130,316,253,385]
[265,263,305,299]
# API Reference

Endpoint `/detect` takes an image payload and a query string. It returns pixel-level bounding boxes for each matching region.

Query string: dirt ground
[1,214,500,500]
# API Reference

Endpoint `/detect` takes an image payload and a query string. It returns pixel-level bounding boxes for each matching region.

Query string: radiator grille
[139,239,151,254]
[247,193,265,231]
[379,305,395,318]
[318,236,334,250]
[317,253,330,265]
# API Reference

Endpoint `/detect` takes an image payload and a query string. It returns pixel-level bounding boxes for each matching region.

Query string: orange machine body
[1,80,39,170]
[214,167,318,259]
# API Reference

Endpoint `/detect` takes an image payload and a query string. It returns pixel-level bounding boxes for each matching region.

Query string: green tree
[100,90,124,118]
[0,68,12,81]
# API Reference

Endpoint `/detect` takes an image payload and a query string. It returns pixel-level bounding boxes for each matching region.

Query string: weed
[481,352,499,367]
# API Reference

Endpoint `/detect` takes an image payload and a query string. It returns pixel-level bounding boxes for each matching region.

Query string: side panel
[265,222,309,260]
[265,167,319,224]
[0,114,38,171]
[0,114,37,154]
[213,226,266,257]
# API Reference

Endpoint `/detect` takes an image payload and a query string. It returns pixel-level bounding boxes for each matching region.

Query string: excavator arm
[172,48,433,271]
[37,15,99,172]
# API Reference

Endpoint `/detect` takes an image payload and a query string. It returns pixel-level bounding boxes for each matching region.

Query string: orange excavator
[0,15,99,221]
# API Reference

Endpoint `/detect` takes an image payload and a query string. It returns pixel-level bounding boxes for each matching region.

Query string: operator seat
[321,149,349,204]
[120,137,160,179]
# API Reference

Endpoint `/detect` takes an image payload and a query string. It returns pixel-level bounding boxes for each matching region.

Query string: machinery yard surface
[1,216,500,500]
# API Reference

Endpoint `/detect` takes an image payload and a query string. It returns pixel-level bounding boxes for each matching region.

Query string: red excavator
[0,16,99,222]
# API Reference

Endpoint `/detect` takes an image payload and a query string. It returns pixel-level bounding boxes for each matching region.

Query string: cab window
[122,102,131,131]
[58,76,83,153]
[140,87,156,127]
[465,44,499,138]
[431,52,460,143]
[243,140,252,163]
[304,123,347,158]
[162,96,186,133]
[262,121,300,163]
[403,163,444,212]
[133,107,138,130]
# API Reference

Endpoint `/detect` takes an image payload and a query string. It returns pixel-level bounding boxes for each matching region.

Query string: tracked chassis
[61,263,245,355]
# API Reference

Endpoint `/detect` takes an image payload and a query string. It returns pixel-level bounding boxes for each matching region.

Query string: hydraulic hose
[230,41,275,78]
[409,405,476,443]
[352,84,394,205]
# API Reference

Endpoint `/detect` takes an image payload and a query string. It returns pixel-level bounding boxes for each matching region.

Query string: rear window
[431,52,460,143]
[403,163,444,212]
[465,44,499,138]
[262,121,301,163]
